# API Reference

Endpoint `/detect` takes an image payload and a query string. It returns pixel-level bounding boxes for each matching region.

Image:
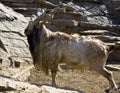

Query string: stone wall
[1,0,120,63]
[0,3,32,68]
[1,0,57,16]
[1,0,120,19]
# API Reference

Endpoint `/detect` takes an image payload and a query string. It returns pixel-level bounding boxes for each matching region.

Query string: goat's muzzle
[24,29,31,36]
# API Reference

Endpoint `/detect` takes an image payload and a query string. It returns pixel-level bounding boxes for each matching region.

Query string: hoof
[105,86,118,93]
[105,88,110,93]
[52,83,57,87]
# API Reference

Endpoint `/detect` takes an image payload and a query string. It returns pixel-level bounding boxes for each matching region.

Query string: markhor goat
[25,8,118,92]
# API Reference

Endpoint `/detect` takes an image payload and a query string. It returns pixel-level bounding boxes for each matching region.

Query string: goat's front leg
[51,71,57,87]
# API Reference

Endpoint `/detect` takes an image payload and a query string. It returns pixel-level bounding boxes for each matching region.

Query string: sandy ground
[26,65,120,93]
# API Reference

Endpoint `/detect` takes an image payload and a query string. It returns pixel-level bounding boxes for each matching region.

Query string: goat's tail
[107,42,120,54]
[105,65,120,71]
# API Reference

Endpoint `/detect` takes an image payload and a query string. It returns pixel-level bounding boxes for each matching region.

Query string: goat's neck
[43,24,52,35]
[41,24,53,41]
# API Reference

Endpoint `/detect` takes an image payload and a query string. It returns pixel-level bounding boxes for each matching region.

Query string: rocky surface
[40,85,82,93]
[0,1,119,93]
[0,2,32,91]
[0,75,41,92]
[0,75,84,93]
[4,0,119,62]
[0,3,32,68]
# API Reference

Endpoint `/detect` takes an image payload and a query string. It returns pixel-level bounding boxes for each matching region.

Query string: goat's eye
[24,29,29,36]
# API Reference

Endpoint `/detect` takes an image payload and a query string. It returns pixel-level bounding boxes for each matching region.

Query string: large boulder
[0,76,41,92]
[0,3,31,68]
[0,76,83,93]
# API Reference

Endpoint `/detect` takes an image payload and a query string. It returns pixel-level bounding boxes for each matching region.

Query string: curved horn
[33,7,65,25]
[50,7,65,14]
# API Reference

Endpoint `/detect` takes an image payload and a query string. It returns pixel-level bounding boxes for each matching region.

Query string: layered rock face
[0,1,119,93]
[0,3,32,68]
[0,0,120,63]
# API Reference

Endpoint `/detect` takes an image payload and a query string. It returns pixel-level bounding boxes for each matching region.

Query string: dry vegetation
[26,66,120,93]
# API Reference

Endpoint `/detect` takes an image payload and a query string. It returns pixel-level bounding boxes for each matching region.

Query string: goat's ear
[37,8,46,16]
[30,14,37,21]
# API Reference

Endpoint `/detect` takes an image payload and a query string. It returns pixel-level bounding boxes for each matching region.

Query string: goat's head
[24,7,65,36]
[24,8,54,36]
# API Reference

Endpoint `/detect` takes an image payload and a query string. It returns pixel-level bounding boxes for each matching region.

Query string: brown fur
[25,22,118,91]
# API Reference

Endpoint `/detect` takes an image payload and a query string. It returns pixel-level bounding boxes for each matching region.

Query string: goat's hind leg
[93,66,118,92]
